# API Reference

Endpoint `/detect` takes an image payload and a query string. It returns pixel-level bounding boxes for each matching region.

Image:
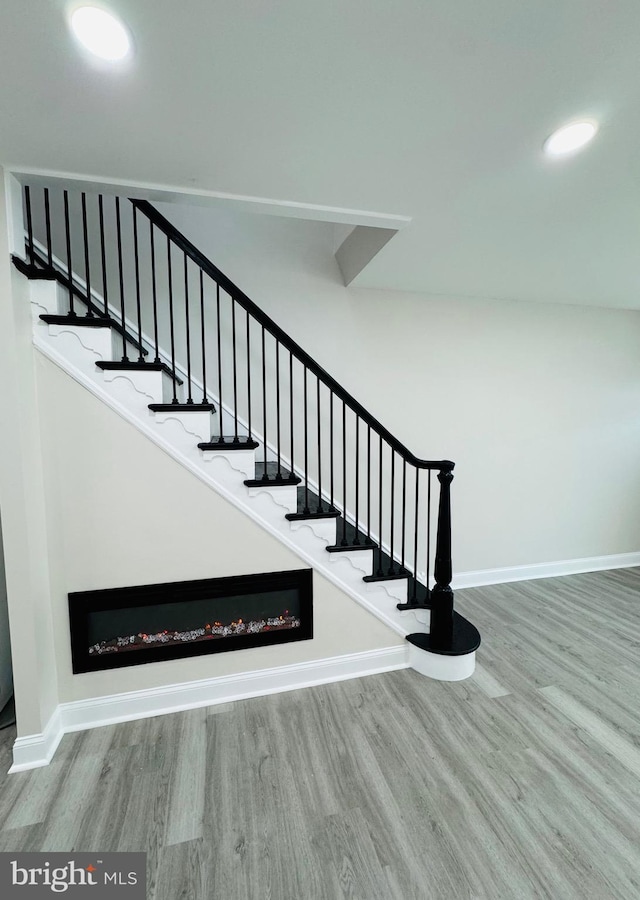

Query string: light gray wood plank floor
[1,567,639,899]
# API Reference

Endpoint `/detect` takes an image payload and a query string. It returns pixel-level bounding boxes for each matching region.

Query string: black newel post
[428,469,455,650]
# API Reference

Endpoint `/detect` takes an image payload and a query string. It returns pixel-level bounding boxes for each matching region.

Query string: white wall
[0,515,13,713]
[0,171,59,736]
[154,201,640,572]
[35,355,403,704]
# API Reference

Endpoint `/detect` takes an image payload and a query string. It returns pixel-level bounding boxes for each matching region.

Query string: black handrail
[131,199,452,474]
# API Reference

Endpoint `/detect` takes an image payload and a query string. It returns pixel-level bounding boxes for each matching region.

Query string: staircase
[14,184,480,681]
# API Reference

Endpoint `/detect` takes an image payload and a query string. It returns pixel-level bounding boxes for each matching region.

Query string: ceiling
[2,0,640,308]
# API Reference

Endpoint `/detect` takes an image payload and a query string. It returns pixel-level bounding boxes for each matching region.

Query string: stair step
[40,313,112,328]
[39,312,149,357]
[407,612,481,656]
[27,245,149,357]
[244,461,301,487]
[363,549,411,582]
[286,486,340,520]
[198,436,259,451]
[149,401,216,412]
[96,360,184,385]
[327,519,377,552]
[397,580,431,609]
[12,256,57,280]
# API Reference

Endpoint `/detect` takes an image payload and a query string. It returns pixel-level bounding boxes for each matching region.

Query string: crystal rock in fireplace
[69,569,313,673]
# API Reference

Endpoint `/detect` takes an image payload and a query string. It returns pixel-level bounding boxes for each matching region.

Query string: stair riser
[30,280,66,317]
[408,644,476,681]
[288,518,338,544]
[149,409,213,444]
[246,484,298,515]
[101,368,165,409]
[198,448,256,480]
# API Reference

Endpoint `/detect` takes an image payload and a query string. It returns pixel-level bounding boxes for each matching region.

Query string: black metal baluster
[199,270,207,403]
[184,253,193,402]
[115,197,126,355]
[289,351,294,474]
[427,469,432,590]
[276,341,282,479]
[353,416,360,544]
[303,366,309,509]
[411,470,420,602]
[63,190,75,316]
[98,195,108,318]
[329,392,334,511]
[341,401,347,545]
[166,236,177,400]
[24,186,34,264]
[149,223,160,362]
[261,324,267,475]
[44,188,53,268]
[216,284,224,437]
[231,298,239,440]
[401,459,407,572]
[389,451,396,574]
[366,425,372,543]
[377,435,383,575]
[316,377,322,512]
[133,206,143,358]
[81,193,93,316]
[246,311,252,439]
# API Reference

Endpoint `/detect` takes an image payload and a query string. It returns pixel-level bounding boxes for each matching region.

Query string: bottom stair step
[407,612,481,656]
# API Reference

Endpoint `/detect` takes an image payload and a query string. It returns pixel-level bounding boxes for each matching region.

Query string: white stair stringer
[26,277,476,680]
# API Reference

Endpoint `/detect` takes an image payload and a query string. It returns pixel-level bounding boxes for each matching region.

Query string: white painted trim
[453,551,640,589]
[10,646,408,771]
[7,166,412,230]
[9,707,63,773]
[408,645,476,682]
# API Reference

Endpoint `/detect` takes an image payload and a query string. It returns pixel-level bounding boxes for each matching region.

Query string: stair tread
[327,519,377,552]
[149,401,216,412]
[28,248,149,356]
[398,580,431,609]
[245,461,301,486]
[286,486,340,520]
[96,360,184,385]
[40,313,112,328]
[198,436,259,450]
[407,612,481,656]
[363,549,411,581]
[12,256,57,280]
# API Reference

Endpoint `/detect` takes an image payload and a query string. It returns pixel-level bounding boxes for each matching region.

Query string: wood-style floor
[1,567,639,899]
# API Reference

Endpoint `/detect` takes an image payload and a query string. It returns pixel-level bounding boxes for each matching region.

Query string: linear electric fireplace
[69,569,313,673]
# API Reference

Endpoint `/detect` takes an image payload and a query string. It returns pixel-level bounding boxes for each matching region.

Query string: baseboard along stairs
[13,185,481,688]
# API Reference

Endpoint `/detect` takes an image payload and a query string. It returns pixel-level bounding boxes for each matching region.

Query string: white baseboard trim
[8,707,64,774]
[453,551,640,589]
[10,646,408,772]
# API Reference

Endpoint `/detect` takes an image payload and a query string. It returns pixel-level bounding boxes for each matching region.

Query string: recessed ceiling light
[70,6,131,61]
[543,121,598,158]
